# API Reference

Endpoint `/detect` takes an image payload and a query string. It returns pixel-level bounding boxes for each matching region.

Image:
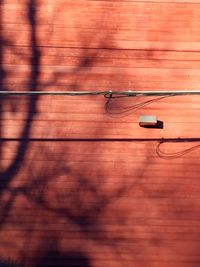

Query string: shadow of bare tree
[0,259,20,267]
[35,251,90,267]
[0,0,39,230]
[0,0,135,266]
[1,1,199,267]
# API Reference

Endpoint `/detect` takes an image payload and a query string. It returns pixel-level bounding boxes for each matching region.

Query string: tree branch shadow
[0,1,192,267]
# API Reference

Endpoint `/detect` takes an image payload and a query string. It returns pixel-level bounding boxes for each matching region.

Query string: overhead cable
[0,90,200,97]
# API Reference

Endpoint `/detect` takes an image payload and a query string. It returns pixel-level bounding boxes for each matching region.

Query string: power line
[1,90,200,97]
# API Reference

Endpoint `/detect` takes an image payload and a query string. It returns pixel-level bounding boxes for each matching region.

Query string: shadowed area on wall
[0,251,90,267]
[0,260,20,267]
[34,251,90,267]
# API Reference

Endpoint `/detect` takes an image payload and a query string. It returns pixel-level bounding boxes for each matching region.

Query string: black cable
[156,142,200,159]
[104,95,174,118]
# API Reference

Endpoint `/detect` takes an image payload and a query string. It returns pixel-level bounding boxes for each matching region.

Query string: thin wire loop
[104,95,174,118]
[156,142,200,159]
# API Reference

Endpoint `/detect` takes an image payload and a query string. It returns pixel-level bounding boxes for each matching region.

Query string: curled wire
[156,142,200,159]
[104,94,174,118]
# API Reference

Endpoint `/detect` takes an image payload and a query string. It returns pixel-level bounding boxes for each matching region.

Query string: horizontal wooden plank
[2,186,200,199]
[2,111,200,124]
[2,1,200,26]
[3,80,200,90]
[1,245,200,261]
[2,71,200,92]
[1,123,199,138]
[2,171,200,183]
[3,64,200,78]
[2,28,200,50]
[4,55,200,70]
[1,140,198,153]
[2,232,200,246]
[4,46,200,61]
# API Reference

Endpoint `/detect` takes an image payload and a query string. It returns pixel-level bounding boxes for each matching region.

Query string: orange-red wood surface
[0,0,200,267]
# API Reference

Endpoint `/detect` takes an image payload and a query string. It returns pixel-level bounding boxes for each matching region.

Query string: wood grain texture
[0,0,200,267]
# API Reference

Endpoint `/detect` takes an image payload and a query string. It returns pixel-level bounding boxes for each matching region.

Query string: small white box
[139,115,157,126]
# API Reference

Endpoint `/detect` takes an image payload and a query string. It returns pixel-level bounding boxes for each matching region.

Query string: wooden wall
[0,0,200,266]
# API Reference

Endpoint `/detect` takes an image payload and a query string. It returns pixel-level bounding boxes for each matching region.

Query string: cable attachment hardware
[108,90,113,98]
[104,90,113,99]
